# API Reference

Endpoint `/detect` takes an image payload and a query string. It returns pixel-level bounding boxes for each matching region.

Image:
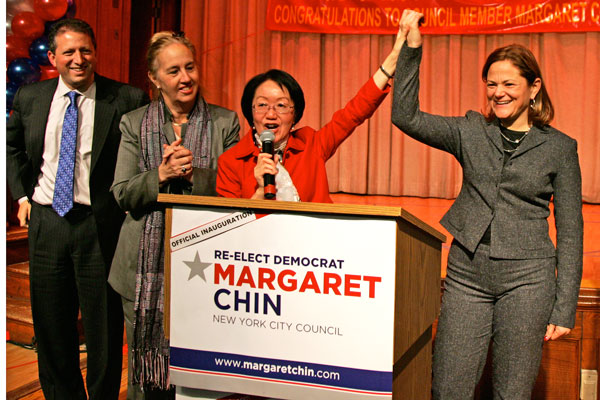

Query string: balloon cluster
[6,0,77,120]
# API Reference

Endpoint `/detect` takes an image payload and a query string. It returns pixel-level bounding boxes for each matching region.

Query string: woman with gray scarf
[108,31,240,399]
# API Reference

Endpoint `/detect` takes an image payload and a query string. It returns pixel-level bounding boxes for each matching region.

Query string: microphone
[259,130,276,199]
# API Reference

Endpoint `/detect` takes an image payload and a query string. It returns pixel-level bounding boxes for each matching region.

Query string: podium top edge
[157,194,446,243]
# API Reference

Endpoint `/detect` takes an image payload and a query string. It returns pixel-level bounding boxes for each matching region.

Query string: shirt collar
[56,75,97,100]
[285,129,306,151]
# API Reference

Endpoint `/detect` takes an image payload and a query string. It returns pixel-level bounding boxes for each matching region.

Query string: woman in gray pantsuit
[108,32,240,399]
[392,10,583,400]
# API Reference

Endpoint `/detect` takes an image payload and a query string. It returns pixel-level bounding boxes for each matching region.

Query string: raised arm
[391,10,465,158]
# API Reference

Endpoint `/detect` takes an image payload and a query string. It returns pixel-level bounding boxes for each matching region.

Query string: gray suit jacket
[392,45,583,328]
[108,102,240,300]
[6,75,149,266]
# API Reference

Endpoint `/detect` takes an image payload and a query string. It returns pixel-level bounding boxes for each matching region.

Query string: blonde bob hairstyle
[146,31,196,78]
[482,44,554,127]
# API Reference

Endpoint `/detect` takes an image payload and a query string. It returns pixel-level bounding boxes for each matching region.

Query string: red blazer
[216,78,389,203]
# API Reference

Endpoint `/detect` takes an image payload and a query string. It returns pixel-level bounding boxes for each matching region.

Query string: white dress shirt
[31,76,96,206]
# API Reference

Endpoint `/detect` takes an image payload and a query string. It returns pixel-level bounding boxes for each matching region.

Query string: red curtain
[182,0,600,203]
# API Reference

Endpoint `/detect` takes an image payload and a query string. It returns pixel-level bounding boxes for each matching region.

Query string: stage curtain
[182,0,600,203]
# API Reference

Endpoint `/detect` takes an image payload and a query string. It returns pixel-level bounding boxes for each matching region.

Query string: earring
[530,98,536,109]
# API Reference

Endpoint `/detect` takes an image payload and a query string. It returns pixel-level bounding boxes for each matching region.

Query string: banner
[168,205,398,399]
[266,0,600,35]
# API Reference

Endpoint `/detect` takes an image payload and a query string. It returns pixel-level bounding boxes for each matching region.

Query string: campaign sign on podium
[161,195,444,400]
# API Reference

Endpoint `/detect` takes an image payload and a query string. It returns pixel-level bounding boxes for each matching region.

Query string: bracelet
[379,65,394,79]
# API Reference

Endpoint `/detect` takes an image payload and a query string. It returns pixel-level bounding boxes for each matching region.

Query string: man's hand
[17,199,31,227]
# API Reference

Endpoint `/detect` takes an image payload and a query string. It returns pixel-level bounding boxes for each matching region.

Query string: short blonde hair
[146,31,196,76]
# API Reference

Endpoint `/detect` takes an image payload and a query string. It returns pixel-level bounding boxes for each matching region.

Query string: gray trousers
[122,297,175,400]
[432,241,556,400]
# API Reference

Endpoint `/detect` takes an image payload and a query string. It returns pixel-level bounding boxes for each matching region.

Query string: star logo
[183,251,212,282]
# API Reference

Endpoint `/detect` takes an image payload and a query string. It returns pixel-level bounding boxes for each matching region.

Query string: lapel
[91,75,117,173]
[30,80,59,166]
[163,120,177,143]
[234,130,259,160]
[285,129,306,153]
[484,119,504,154]
[511,125,548,158]
[484,119,548,158]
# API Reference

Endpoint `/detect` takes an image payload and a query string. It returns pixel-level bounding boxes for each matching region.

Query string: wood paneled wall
[74,0,133,83]
[73,0,181,90]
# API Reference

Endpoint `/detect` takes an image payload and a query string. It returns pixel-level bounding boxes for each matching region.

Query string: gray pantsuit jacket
[107,102,240,300]
[392,44,583,328]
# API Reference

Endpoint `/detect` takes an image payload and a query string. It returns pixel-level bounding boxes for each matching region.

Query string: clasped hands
[158,138,193,184]
[392,9,424,49]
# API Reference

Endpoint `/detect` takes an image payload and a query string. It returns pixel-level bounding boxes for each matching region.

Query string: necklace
[499,128,529,144]
[171,120,184,127]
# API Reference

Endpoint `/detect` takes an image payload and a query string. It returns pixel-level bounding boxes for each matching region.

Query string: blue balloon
[7,81,21,109]
[29,36,51,66]
[7,58,41,86]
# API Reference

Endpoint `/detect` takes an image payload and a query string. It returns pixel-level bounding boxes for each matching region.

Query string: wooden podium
[159,194,445,400]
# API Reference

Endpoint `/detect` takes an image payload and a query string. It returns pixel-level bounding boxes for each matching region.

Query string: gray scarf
[132,95,211,390]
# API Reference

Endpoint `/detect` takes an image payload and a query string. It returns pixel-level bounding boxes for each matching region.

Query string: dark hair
[48,18,96,53]
[146,31,196,77]
[481,44,554,126]
[241,69,305,127]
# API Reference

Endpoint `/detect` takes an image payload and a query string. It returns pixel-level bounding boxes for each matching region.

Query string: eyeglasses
[252,102,294,115]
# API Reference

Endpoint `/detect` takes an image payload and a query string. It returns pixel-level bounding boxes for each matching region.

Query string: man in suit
[6,18,149,399]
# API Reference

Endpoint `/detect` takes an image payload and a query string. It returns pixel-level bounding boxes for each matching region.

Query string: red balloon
[34,0,68,21]
[40,65,59,80]
[11,11,45,39]
[6,35,32,63]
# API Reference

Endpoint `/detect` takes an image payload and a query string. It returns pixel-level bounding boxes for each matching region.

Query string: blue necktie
[53,91,80,217]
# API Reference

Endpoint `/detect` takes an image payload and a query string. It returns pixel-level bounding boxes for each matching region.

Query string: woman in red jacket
[216,31,407,202]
